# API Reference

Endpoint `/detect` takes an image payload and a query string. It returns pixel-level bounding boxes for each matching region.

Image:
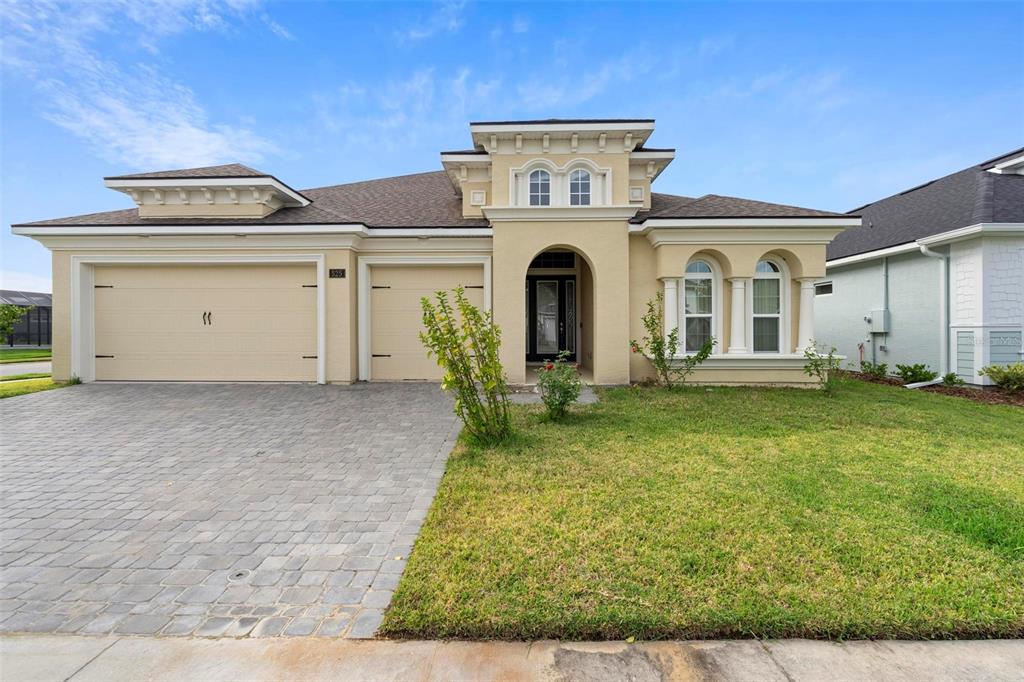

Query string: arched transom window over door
[569,169,591,205]
[529,169,551,206]
[752,260,782,352]
[683,260,713,352]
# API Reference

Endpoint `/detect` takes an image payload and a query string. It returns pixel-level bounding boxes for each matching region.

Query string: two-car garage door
[94,264,316,382]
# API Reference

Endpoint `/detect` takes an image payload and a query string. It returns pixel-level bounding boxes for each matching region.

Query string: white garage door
[370,265,484,380]
[94,264,317,381]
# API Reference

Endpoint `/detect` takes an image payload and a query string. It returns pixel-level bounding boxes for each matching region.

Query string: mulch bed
[845,371,1023,407]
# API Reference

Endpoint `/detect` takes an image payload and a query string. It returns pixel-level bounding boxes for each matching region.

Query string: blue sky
[2,0,1022,292]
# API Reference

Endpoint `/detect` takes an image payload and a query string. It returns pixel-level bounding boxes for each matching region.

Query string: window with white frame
[683,260,713,352]
[752,260,782,352]
[569,169,591,206]
[814,281,833,296]
[529,169,550,206]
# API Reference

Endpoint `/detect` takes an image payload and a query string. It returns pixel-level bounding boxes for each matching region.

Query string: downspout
[918,242,949,379]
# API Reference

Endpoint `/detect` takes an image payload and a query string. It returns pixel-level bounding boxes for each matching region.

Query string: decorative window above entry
[529,251,576,269]
[511,161,610,207]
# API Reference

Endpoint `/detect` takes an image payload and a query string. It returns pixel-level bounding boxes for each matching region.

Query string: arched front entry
[524,247,595,381]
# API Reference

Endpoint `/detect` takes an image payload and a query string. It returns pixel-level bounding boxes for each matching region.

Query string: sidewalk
[2,635,1021,681]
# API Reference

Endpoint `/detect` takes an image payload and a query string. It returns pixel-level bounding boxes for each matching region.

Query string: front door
[526,275,576,362]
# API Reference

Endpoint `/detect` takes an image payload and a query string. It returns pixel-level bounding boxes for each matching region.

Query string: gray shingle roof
[828,147,1024,260]
[633,193,846,222]
[104,163,267,180]
[17,170,846,229]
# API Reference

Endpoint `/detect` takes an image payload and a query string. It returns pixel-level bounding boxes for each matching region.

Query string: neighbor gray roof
[828,147,1024,260]
[0,290,52,307]
[16,169,845,229]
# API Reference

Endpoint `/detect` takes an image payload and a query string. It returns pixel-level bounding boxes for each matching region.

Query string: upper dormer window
[529,170,551,206]
[569,169,591,206]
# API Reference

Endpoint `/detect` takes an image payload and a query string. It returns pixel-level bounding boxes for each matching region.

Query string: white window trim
[509,158,611,207]
[357,255,492,381]
[684,259,716,350]
[69,254,327,384]
[747,258,790,353]
[569,168,592,206]
[528,169,551,206]
[678,259,723,355]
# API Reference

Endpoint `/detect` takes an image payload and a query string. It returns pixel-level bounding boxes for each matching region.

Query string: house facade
[13,119,857,386]
[815,148,1024,385]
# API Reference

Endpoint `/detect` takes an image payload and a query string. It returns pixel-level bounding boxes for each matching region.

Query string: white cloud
[511,17,529,34]
[515,48,656,110]
[1,0,284,169]
[395,0,467,43]
[0,271,52,294]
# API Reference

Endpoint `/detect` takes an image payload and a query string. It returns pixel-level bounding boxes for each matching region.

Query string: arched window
[752,260,782,352]
[569,169,591,206]
[529,169,550,206]
[683,260,713,352]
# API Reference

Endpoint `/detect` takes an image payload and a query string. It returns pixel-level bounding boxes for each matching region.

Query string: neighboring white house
[815,148,1024,385]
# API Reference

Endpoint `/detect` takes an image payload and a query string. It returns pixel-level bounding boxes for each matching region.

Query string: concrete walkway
[0,360,50,377]
[2,636,1021,681]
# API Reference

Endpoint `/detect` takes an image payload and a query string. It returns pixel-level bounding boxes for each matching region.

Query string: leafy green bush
[0,304,30,342]
[860,361,888,379]
[978,362,1024,394]
[630,292,715,388]
[420,287,512,445]
[941,372,965,387]
[804,341,842,393]
[895,363,938,384]
[536,350,582,420]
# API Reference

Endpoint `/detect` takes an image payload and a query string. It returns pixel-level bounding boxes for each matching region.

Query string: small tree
[420,287,512,445]
[630,292,715,389]
[0,304,30,343]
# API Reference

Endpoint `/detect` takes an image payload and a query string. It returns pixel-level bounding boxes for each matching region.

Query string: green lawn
[0,378,63,399]
[0,348,51,364]
[381,380,1024,640]
[0,372,51,382]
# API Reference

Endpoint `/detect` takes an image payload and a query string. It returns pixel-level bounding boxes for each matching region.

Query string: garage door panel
[369,265,484,381]
[94,264,316,382]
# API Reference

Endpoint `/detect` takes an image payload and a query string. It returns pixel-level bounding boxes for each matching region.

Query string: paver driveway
[0,383,459,638]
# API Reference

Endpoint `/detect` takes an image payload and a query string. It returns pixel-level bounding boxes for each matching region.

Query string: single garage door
[370,265,484,380]
[94,264,317,381]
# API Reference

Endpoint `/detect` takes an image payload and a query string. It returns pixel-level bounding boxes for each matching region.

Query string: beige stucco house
[13,118,859,386]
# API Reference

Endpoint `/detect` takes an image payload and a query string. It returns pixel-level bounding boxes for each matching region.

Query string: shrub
[0,304,30,342]
[630,292,715,388]
[66,375,83,385]
[978,362,1024,394]
[804,341,842,393]
[860,360,888,379]
[895,363,938,384]
[420,287,512,445]
[536,350,582,420]
[941,372,965,387]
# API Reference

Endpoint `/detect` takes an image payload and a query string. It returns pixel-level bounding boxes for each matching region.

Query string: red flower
[545,363,554,371]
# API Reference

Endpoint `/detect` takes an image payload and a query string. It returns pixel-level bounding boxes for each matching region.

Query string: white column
[797,278,816,352]
[727,278,748,353]
[662,278,678,346]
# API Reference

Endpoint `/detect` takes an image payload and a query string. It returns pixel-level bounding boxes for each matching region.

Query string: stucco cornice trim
[631,217,859,231]
[482,206,638,222]
[644,226,846,246]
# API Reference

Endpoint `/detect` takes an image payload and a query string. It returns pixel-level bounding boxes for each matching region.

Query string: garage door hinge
[464,285,484,289]
[302,284,317,288]
[302,355,317,359]
[95,354,114,358]
[371,354,391,358]
[94,285,114,289]
[371,285,390,289]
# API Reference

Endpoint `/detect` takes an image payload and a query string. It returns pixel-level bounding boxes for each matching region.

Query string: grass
[0,377,64,399]
[0,348,51,364]
[0,372,51,382]
[381,379,1024,640]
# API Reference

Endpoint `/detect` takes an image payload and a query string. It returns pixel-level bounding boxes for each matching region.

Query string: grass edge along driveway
[382,380,1024,640]
[0,378,65,399]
